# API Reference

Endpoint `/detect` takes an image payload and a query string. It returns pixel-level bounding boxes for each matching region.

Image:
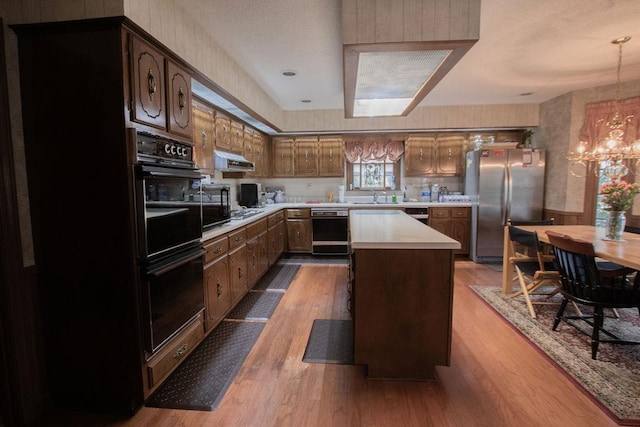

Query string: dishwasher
[311,207,349,255]
[404,207,429,225]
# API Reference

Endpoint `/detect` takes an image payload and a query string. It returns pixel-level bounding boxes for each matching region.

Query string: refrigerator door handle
[503,164,511,226]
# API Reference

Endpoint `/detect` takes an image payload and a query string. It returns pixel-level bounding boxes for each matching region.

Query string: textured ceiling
[182,0,640,112]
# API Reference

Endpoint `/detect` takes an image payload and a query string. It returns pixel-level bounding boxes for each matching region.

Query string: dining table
[501,224,640,294]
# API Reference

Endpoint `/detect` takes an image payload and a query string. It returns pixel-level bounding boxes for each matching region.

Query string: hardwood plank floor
[44,260,618,426]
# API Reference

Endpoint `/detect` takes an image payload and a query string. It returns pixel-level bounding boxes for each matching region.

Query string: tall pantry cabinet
[12,17,195,414]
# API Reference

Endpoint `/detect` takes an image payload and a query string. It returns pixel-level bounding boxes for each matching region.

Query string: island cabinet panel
[353,248,454,379]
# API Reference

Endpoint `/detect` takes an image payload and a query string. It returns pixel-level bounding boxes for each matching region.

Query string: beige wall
[539,79,640,214]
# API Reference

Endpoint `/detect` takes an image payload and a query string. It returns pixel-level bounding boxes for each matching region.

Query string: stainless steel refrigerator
[465,148,546,262]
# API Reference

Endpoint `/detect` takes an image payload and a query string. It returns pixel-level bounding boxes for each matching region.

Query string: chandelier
[569,36,640,179]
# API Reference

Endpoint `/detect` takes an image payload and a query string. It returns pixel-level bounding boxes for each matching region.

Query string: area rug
[471,285,640,425]
[146,320,265,411]
[252,264,300,291]
[302,319,354,364]
[224,290,283,321]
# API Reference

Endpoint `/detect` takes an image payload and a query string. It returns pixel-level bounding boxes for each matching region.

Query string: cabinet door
[295,137,319,176]
[230,121,244,153]
[204,255,231,331]
[272,138,295,177]
[246,237,259,289]
[192,100,215,173]
[451,219,470,255]
[215,112,231,151]
[130,35,166,130]
[276,221,285,257]
[257,231,269,277]
[318,137,344,177]
[252,133,268,177]
[405,136,435,176]
[429,218,451,239]
[286,219,312,253]
[435,136,465,176]
[228,245,248,304]
[166,60,192,138]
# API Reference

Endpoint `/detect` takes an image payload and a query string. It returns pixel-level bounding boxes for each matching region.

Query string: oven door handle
[138,164,204,180]
[145,249,205,277]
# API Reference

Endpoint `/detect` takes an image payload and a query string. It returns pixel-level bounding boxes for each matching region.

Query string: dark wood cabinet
[286,209,312,253]
[405,135,436,176]
[429,206,470,255]
[192,99,215,173]
[318,137,344,177]
[130,34,166,130]
[214,112,232,151]
[294,137,319,176]
[203,236,231,331]
[166,60,193,138]
[405,134,466,177]
[272,137,295,177]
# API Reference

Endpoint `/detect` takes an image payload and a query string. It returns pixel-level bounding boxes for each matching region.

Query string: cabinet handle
[178,87,185,113]
[447,148,452,160]
[217,282,223,297]
[214,247,222,253]
[173,343,188,359]
[147,68,157,100]
[201,129,207,148]
[329,149,333,161]
[419,148,423,160]
[238,267,243,278]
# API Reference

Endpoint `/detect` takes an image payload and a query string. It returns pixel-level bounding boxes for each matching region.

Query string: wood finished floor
[45,260,618,426]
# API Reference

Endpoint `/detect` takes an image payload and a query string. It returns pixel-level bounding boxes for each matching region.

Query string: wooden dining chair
[508,225,561,318]
[545,231,640,359]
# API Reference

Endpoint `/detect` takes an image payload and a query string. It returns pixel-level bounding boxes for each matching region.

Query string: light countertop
[349,209,461,250]
[202,202,472,242]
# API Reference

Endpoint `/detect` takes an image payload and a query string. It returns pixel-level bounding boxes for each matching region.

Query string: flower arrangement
[599,180,640,211]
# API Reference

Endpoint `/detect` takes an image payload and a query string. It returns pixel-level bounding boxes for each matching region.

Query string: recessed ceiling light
[282,70,297,77]
[301,99,311,103]
[520,92,534,96]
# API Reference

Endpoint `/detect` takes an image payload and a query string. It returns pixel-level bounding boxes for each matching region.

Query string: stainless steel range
[311,207,349,255]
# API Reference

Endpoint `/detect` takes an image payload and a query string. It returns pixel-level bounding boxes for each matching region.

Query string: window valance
[579,96,640,146]
[344,139,404,163]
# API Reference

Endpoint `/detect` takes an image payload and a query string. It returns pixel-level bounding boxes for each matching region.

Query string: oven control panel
[136,131,194,167]
[311,208,349,217]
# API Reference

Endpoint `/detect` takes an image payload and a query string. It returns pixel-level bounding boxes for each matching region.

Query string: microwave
[201,183,231,230]
[240,183,262,208]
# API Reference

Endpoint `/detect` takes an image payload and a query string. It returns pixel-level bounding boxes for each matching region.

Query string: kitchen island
[350,209,460,379]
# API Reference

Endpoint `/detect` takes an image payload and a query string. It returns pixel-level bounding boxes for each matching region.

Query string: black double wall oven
[134,131,206,357]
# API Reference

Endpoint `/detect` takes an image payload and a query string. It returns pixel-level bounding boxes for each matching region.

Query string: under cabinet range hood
[214,150,255,172]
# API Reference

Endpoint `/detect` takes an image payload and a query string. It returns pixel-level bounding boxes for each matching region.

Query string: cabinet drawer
[451,207,470,218]
[430,207,450,218]
[268,210,285,227]
[286,208,310,219]
[246,218,268,238]
[228,228,247,249]
[204,236,228,264]
[146,316,204,388]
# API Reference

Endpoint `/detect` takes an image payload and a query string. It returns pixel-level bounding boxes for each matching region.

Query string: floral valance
[344,139,404,163]
[579,96,640,146]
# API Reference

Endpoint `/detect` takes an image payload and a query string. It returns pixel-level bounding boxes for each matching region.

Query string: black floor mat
[146,320,265,411]
[302,319,355,364]
[252,264,300,291]
[225,291,283,321]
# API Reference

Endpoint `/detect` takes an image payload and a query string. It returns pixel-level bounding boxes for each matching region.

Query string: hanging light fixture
[569,36,640,179]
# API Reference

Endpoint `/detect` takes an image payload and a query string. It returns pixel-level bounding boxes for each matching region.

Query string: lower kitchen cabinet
[286,208,312,253]
[268,215,286,265]
[229,244,248,305]
[429,206,470,255]
[204,254,231,332]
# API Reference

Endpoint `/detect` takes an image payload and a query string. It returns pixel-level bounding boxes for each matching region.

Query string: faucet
[373,191,378,203]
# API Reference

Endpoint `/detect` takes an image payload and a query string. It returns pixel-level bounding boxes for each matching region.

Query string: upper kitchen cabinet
[192,99,215,173]
[434,134,466,176]
[214,112,232,151]
[166,60,193,138]
[294,137,319,177]
[405,135,436,176]
[272,137,295,177]
[405,134,466,177]
[230,121,244,153]
[318,137,344,177]
[129,34,192,140]
[245,130,269,178]
[130,34,166,130]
